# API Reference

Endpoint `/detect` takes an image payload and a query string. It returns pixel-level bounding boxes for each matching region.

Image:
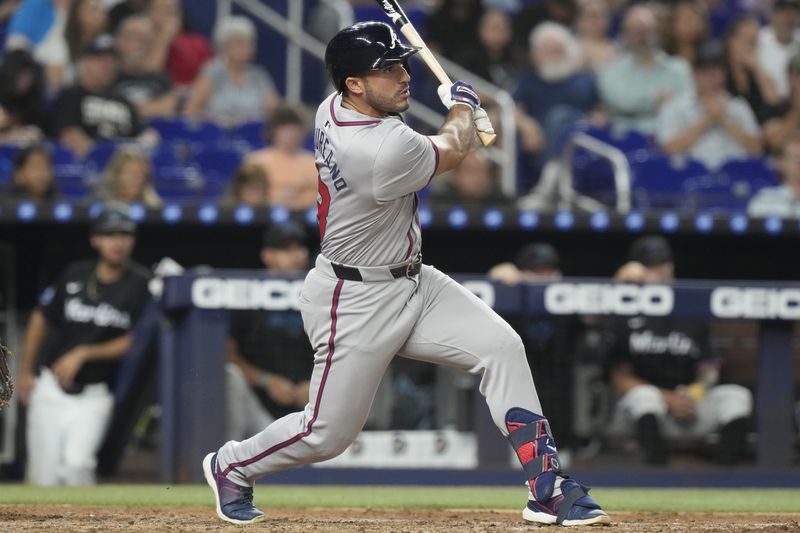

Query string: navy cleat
[202,452,266,525]
[522,477,610,526]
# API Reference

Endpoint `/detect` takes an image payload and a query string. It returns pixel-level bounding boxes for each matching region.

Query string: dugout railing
[158,272,798,484]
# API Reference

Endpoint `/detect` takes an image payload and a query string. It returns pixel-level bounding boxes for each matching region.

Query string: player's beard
[364,81,410,114]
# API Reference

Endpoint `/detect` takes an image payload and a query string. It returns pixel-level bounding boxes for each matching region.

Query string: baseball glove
[0,339,13,409]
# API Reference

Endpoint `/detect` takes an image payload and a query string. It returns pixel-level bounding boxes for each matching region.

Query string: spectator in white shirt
[756,0,800,99]
[748,132,800,218]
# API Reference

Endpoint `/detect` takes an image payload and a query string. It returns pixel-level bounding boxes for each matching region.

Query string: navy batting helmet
[325,21,419,93]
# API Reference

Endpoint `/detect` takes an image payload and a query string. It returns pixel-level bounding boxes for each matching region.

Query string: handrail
[559,132,632,213]
[230,0,518,196]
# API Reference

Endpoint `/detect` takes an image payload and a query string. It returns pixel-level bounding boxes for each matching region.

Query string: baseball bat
[374,0,497,147]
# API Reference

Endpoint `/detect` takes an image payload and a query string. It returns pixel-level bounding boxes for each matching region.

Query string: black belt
[331,254,422,282]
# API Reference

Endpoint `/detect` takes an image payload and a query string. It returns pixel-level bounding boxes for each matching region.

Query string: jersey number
[317,176,331,240]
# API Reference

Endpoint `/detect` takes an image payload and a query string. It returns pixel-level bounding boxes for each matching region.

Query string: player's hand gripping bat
[374,0,497,147]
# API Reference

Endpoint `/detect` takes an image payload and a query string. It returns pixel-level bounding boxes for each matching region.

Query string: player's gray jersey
[313,93,439,267]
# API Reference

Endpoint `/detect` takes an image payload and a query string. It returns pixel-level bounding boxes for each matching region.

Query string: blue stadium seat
[180,120,225,145]
[0,144,20,163]
[153,164,205,200]
[718,157,778,190]
[571,150,617,205]
[229,120,266,150]
[85,141,118,172]
[148,118,186,142]
[151,145,181,169]
[0,155,12,190]
[576,123,651,154]
[148,118,225,146]
[631,156,709,209]
[190,145,245,182]
[52,145,90,198]
[684,157,780,210]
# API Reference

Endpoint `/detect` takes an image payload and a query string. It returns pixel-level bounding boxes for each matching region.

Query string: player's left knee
[710,384,753,423]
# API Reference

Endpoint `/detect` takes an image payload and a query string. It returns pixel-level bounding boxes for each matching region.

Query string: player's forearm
[20,310,47,374]
[227,348,267,386]
[438,105,478,155]
[79,334,133,362]
[610,366,649,396]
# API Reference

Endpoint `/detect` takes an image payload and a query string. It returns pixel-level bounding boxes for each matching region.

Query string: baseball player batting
[203,21,610,527]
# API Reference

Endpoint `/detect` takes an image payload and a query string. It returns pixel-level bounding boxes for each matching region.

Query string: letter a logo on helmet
[325,21,420,93]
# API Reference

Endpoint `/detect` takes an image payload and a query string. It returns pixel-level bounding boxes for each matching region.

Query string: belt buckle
[406,253,422,278]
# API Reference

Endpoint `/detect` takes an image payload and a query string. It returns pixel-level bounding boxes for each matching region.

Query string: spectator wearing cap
[111,15,179,118]
[763,54,800,153]
[17,202,152,485]
[605,236,753,465]
[748,131,800,217]
[225,221,314,440]
[50,34,149,158]
[597,4,694,135]
[430,151,509,207]
[184,15,280,125]
[246,105,317,210]
[656,44,762,171]
[488,242,562,285]
[756,0,800,100]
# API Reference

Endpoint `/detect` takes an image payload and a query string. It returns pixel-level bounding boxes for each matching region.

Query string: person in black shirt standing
[18,203,151,485]
[608,236,753,465]
[226,221,314,440]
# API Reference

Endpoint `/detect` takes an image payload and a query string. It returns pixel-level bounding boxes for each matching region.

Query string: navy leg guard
[505,407,561,502]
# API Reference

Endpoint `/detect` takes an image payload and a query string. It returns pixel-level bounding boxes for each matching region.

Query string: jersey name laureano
[314,124,347,191]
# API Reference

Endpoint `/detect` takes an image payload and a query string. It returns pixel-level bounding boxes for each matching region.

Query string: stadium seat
[51,145,91,198]
[85,142,118,171]
[229,120,267,150]
[572,123,652,154]
[631,156,709,209]
[718,158,778,190]
[147,118,186,142]
[153,164,205,199]
[190,145,245,182]
[0,144,20,163]
[148,118,225,146]
[684,158,780,210]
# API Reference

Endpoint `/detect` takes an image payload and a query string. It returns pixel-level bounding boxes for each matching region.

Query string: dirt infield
[2,506,800,532]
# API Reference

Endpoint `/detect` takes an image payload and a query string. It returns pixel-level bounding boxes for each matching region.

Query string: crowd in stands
[0,0,316,211]
[2,0,800,216]
[419,0,800,215]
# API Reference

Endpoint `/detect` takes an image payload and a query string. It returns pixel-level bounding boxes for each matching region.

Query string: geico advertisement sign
[711,287,800,319]
[191,278,303,310]
[544,283,674,316]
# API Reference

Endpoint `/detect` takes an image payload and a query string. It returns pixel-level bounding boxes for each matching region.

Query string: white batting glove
[437,81,480,111]
[474,107,495,136]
